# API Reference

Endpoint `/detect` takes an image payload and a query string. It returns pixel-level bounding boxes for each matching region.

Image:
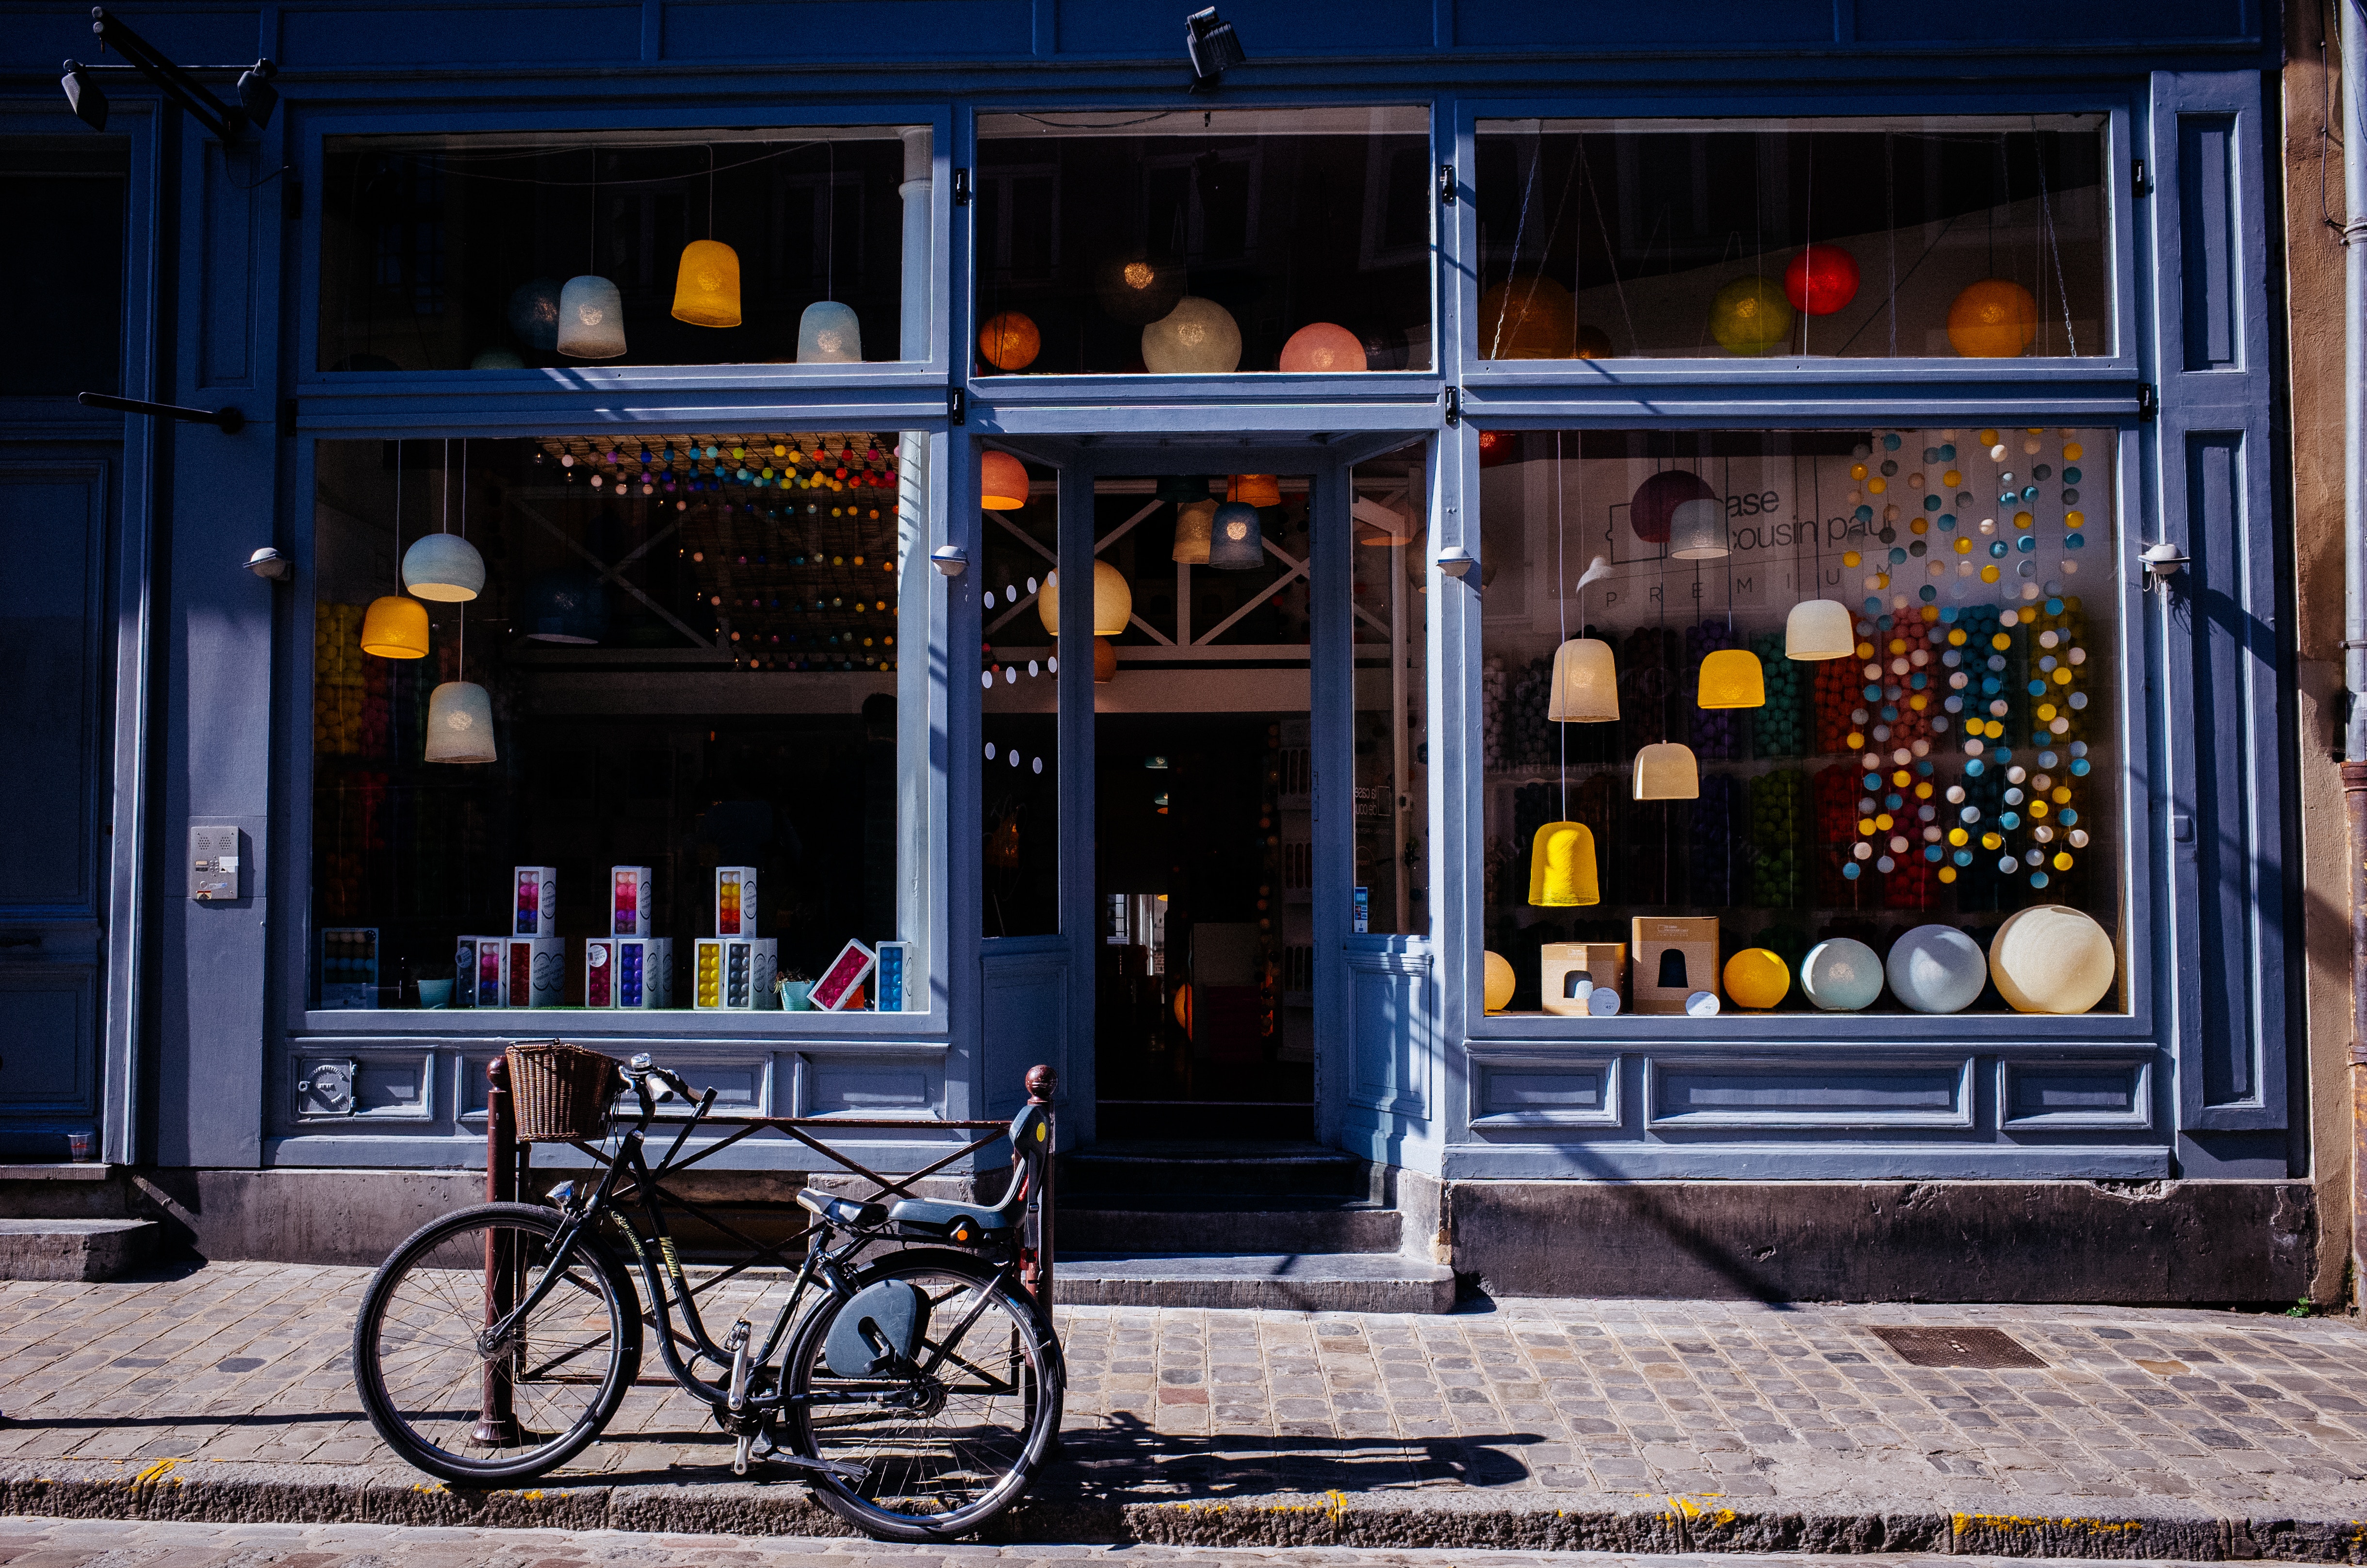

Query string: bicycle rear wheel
[353,1202,641,1483]
[782,1247,1062,1541]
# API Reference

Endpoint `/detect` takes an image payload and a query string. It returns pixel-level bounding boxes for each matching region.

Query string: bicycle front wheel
[353,1201,641,1484]
[782,1248,1063,1541]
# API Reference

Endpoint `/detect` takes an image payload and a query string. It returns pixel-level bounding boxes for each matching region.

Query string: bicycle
[351,1048,1064,1541]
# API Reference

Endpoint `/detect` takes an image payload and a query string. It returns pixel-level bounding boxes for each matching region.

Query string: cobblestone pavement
[0,1521,2330,1568]
[1,1262,2364,1523]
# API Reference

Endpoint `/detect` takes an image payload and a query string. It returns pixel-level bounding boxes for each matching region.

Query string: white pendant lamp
[556,275,627,359]
[1172,500,1216,565]
[402,532,485,602]
[424,680,497,764]
[798,300,864,363]
[1784,599,1856,660]
[1632,741,1700,800]
[1668,497,1730,559]
[1546,637,1619,722]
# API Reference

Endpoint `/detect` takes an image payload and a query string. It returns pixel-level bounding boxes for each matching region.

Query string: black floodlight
[60,59,107,130]
[1185,7,1245,91]
[235,58,278,128]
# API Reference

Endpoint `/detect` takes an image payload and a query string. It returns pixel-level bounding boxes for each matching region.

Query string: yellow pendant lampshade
[1784,599,1855,660]
[1172,499,1216,564]
[1228,474,1282,507]
[1697,648,1766,708]
[1036,560,1133,637]
[1632,741,1700,800]
[980,450,1030,510]
[670,239,742,327]
[1546,637,1619,722]
[1526,821,1600,907]
[1482,950,1516,1013]
[360,595,430,659]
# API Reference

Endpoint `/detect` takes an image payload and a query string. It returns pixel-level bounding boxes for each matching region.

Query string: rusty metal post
[1024,1064,1056,1320]
[474,1055,520,1446]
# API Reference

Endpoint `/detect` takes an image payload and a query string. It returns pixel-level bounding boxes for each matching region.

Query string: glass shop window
[977,450,1060,940]
[1472,117,2110,361]
[973,108,1433,376]
[318,128,924,372]
[309,429,930,1017]
[1476,425,2122,1019]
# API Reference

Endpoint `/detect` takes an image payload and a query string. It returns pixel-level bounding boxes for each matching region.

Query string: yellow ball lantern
[1036,560,1133,637]
[1723,948,1791,1011]
[1947,279,2039,359]
[1476,277,1576,359]
[979,310,1042,371]
[359,594,430,659]
[1988,904,2116,1013]
[1709,276,1794,356]
[669,239,742,328]
[1483,950,1516,1014]
[1526,821,1600,907]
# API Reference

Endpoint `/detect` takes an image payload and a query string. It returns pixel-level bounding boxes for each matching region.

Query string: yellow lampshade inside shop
[359,595,430,659]
[1527,821,1600,907]
[1696,648,1766,708]
[670,240,742,328]
[1038,560,1133,684]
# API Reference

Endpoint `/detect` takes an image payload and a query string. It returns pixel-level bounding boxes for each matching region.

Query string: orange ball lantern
[980,450,1030,510]
[978,310,1042,371]
[1278,321,1367,373]
[1476,277,1576,359]
[1783,244,1860,316]
[1947,279,2039,359]
[1477,429,1518,468]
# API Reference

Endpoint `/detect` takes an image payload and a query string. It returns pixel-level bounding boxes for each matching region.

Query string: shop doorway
[1094,712,1314,1141]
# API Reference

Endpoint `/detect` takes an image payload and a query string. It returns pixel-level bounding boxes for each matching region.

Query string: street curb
[1,1460,2361,1559]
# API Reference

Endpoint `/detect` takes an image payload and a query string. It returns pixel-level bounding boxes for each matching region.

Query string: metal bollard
[473,1056,520,1446]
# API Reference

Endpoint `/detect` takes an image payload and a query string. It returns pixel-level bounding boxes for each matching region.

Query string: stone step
[1056,1195,1403,1255]
[1062,1141,1371,1198]
[0,1218,159,1282]
[1051,1251,1457,1312]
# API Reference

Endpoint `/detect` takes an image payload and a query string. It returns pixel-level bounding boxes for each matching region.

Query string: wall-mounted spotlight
[930,543,970,578]
[1185,7,1245,93]
[1436,545,1478,578]
[63,10,275,141]
[245,546,291,581]
[2142,540,2191,594]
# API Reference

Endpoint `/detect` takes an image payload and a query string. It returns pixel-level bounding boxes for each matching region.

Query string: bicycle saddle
[797,1189,888,1228]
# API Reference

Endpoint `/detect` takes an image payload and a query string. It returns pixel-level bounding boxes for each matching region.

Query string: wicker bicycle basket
[505,1041,624,1143]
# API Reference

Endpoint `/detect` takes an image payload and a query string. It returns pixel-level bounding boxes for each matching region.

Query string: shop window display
[973,108,1433,376]
[319,129,920,372]
[1473,117,2109,361]
[310,429,925,1013]
[1477,426,2121,1016]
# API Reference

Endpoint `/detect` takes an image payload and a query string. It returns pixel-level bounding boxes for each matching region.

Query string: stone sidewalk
[2,1263,2366,1557]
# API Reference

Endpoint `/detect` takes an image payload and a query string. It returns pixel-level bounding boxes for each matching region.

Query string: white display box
[694,936,779,1010]
[715,866,758,938]
[609,865,653,937]
[512,866,558,936]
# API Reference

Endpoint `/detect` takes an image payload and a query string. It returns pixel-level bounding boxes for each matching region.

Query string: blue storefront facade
[0,0,2324,1299]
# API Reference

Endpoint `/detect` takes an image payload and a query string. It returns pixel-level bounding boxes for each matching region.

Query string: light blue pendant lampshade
[522,571,608,644]
[556,275,627,359]
[1206,501,1264,570]
[401,533,485,602]
[797,300,864,363]
[507,277,563,353]
[424,681,497,764]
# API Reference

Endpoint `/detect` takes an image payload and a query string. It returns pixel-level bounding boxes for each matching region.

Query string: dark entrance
[1093,712,1313,1142]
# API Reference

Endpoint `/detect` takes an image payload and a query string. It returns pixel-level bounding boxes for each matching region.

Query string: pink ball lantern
[1279,322,1368,374]
[1783,245,1861,316]
[1629,469,1716,544]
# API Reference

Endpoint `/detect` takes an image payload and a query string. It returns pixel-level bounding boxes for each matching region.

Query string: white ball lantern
[1884,924,1989,1014]
[1801,937,1884,1011]
[1142,296,1243,374]
[1989,905,2116,1013]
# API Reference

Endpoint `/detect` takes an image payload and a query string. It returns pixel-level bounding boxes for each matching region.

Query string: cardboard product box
[320,927,378,1009]
[455,935,510,1010]
[715,866,758,937]
[694,937,780,1010]
[1630,917,1721,1013]
[584,938,616,1008]
[512,866,558,936]
[504,938,565,1008]
[614,936,673,1009]
[1540,942,1628,1016]
[610,866,653,937]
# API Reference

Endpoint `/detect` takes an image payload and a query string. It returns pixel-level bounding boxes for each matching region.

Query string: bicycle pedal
[733,1432,753,1476]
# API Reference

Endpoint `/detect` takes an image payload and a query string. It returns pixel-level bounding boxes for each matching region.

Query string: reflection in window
[320,129,920,372]
[310,430,926,1013]
[975,109,1432,376]
[1474,118,2109,360]
[1478,426,2121,1016]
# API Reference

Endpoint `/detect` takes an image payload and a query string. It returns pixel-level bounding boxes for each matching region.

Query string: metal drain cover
[1869,1326,2046,1368]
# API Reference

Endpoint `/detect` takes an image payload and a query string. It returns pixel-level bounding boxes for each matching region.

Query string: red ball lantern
[1783,245,1861,317]
[1477,429,1518,468]
[1629,469,1717,544]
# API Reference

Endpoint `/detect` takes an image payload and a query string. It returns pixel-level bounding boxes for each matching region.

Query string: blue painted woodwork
[0,0,2298,1188]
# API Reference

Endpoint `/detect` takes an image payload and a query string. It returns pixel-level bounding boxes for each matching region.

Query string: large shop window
[318,128,924,373]
[973,108,1432,376]
[1478,426,2123,1018]
[1473,117,2110,361]
[310,430,927,1016]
